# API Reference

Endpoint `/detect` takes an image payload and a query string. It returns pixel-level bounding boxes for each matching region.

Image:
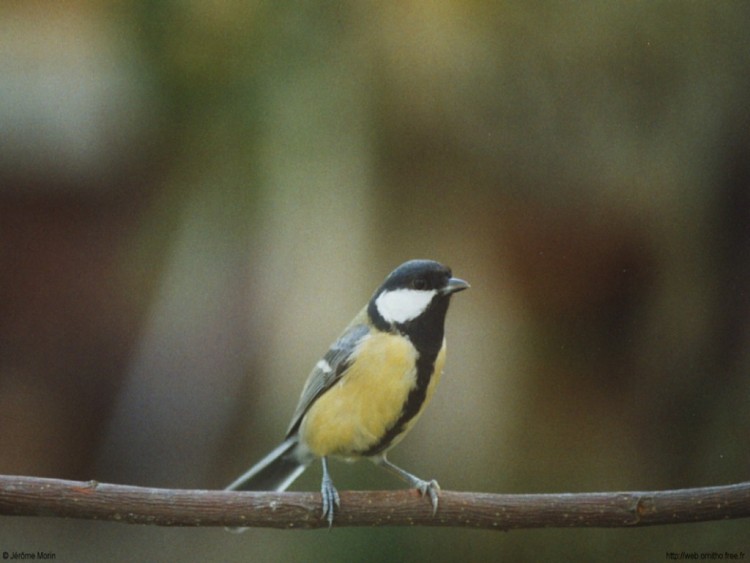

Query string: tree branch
[1,475,749,531]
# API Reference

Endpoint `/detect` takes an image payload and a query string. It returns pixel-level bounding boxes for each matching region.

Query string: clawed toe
[415,478,440,515]
[321,475,340,528]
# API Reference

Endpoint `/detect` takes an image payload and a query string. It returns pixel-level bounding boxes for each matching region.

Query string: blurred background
[1,1,749,561]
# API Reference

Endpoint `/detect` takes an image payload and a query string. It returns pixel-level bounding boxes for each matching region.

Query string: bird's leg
[373,455,440,515]
[320,456,340,528]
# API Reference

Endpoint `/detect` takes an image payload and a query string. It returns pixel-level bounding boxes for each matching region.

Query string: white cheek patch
[375,288,436,324]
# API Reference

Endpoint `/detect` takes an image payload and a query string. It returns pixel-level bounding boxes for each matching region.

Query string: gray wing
[285,310,370,437]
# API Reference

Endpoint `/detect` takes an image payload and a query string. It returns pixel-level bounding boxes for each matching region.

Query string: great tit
[226,259,469,529]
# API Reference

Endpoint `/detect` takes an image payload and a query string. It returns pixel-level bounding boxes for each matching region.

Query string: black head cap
[380,260,454,293]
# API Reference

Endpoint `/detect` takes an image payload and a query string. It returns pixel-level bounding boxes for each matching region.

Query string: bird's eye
[411,278,427,290]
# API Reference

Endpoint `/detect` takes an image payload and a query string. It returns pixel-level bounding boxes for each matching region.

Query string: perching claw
[320,457,340,528]
[415,478,441,515]
[374,455,441,515]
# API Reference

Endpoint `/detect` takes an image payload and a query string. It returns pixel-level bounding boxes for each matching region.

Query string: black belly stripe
[361,348,439,457]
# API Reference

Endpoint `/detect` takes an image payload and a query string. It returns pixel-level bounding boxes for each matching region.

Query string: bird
[225,259,469,529]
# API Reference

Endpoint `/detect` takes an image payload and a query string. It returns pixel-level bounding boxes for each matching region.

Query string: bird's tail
[225,436,308,533]
[226,436,308,493]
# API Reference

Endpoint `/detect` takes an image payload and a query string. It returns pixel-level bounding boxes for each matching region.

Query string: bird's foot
[321,472,341,528]
[413,477,440,515]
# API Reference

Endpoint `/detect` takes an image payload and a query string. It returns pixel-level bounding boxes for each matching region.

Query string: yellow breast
[299,332,444,459]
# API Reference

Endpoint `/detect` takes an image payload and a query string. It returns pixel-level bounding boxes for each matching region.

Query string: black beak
[441,277,470,295]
